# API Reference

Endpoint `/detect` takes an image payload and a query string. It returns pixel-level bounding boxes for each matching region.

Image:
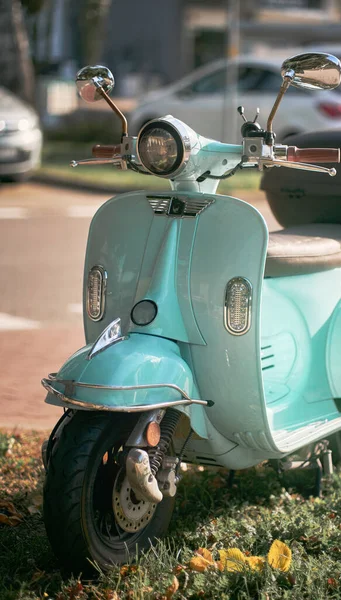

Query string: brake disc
[113,471,156,533]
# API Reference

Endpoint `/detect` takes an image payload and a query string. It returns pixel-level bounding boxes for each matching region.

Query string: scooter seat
[265,223,341,277]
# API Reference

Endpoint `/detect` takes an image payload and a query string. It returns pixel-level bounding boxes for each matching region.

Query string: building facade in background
[29,0,341,96]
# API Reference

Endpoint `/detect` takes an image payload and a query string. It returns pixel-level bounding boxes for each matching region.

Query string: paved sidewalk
[0,326,84,431]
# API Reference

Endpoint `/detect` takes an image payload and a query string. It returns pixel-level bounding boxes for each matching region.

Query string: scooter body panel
[84,191,208,345]
[45,333,208,439]
[59,187,341,463]
[261,269,341,453]
[187,194,275,450]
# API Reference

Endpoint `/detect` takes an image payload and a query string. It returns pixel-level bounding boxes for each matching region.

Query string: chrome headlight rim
[136,117,191,178]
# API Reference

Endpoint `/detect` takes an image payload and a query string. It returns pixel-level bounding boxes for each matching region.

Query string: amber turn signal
[145,421,161,447]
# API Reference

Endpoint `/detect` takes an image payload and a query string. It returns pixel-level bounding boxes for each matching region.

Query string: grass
[2,430,341,599]
[38,142,262,195]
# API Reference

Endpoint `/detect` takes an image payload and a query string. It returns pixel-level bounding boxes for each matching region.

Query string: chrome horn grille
[147,194,214,217]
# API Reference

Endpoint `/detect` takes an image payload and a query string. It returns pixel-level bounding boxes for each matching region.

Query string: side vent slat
[261,343,275,371]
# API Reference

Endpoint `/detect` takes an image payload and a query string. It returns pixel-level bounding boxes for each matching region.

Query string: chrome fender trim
[41,373,212,412]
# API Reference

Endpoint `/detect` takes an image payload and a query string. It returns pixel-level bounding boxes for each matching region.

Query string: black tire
[43,410,175,574]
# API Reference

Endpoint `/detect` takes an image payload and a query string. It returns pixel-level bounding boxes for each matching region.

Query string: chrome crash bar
[41,373,213,412]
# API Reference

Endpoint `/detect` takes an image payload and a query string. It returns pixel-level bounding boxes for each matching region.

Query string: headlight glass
[137,122,184,176]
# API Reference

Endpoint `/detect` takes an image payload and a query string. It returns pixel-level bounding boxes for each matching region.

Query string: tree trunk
[80,0,113,65]
[0,0,35,104]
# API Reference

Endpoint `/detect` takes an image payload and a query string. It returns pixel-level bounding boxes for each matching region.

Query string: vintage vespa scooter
[42,53,341,572]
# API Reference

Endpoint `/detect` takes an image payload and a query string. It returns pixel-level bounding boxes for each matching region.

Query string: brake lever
[259,158,336,177]
[70,157,127,170]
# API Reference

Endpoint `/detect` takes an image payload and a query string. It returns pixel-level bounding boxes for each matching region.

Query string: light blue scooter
[42,52,341,572]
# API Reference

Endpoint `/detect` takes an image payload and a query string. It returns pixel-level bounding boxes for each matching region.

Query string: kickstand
[270,441,333,498]
[313,458,323,498]
[227,469,235,488]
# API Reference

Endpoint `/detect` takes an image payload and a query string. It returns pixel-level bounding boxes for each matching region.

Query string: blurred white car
[129,55,341,143]
[0,87,42,182]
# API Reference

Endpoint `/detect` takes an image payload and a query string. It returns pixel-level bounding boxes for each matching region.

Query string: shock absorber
[149,408,180,475]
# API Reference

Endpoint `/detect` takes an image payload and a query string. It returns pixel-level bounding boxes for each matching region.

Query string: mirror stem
[97,87,128,139]
[266,74,293,145]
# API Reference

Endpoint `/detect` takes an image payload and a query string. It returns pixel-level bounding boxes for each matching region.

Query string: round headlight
[131,300,158,326]
[137,121,185,177]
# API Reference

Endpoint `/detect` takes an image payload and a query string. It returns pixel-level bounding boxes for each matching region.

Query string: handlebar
[287,146,340,164]
[92,144,121,158]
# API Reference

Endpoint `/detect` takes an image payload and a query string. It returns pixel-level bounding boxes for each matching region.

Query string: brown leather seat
[265,224,341,277]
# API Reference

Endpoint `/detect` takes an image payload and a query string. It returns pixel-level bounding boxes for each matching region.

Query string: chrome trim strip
[42,376,210,412]
[224,277,252,336]
[86,265,107,322]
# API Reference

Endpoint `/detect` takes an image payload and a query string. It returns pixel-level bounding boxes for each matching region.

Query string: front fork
[42,407,183,504]
[124,408,182,504]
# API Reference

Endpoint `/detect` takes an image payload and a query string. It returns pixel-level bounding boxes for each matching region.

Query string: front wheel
[43,411,175,573]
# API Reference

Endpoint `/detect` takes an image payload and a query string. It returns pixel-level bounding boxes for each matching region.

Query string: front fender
[44,333,208,439]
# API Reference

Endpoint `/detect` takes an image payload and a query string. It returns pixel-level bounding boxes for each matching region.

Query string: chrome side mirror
[75,65,128,138]
[281,52,341,91]
[76,65,115,103]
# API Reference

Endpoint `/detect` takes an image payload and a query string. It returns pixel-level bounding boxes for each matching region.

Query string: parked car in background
[0,87,42,182]
[129,55,341,143]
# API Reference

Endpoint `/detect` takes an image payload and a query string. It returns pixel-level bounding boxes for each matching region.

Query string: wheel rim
[91,444,156,547]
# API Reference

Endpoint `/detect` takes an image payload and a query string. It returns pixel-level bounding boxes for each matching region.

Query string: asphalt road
[0,181,278,430]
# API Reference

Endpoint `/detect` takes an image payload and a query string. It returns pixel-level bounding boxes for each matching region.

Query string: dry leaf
[0,513,22,526]
[189,555,213,572]
[166,576,179,599]
[30,494,43,507]
[197,547,214,562]
[189,547,215,572]
[27,506,41,515]
[31,570,45,582]
[173,564,187,574]
[218,548,246,572]
[0,500,23,526]
[267,540,292,572]
[119,565,138,577]
[245,556,266,571]
[65,580,83,599]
